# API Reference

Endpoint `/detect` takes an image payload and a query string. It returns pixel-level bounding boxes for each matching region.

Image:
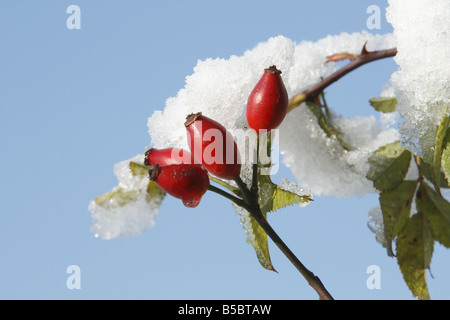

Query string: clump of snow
[232,202,255,244]
[147,36,295,151]
[367,206,388,248]
[89,154,160,240]
[386,0,450,162]
[287,31,395,95]
[280,108,400,197]
[147,32,397,198]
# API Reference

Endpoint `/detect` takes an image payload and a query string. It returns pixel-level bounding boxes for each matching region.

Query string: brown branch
[288,47,398,112]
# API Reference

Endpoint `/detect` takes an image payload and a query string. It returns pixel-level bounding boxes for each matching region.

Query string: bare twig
[288,47,398,112]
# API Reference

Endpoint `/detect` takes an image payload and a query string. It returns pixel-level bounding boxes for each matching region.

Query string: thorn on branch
[360,41,369,56]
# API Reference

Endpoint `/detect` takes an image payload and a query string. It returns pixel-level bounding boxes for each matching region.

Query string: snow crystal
[442,188,450,203]
[89,154,160,240]
[277,178,312,207]
[232,202,253,243]
[386,0,450,162]
[404,157,420,181]
[280,108,400,197]
[367,206,388,248]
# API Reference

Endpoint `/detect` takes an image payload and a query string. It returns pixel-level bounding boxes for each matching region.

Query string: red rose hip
[185,112,241,180]
[246,65,289,132]
[149,164,209,208]
[144,147,191,167]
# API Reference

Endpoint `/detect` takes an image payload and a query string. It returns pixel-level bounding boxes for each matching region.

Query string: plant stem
[249,205,334,300]
[234,176,254,204]
[288,47,398,112]
[208,174,241,195]
[233,177,334,300]
[207,185,246,208]
[251,133,260,194]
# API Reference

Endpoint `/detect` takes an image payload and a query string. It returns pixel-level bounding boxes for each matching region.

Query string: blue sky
[1,0,449,300]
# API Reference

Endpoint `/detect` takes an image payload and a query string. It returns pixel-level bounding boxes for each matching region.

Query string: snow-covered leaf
[306,101,341,136]
[92,187,141,209]
[258,176,312,214]
[129,160,151,176]
[89,155,165,239]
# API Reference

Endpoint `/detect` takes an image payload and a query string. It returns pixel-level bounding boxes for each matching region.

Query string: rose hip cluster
[146,65,288,208]
[146,113,241,208]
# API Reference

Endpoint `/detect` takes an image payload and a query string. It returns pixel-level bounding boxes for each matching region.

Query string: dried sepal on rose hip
[246,65,289,132]
[149,164,209,208]
[185,112,241,180]
[144,147,191,167]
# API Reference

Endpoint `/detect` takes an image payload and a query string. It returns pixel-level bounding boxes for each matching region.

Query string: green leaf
[249,211,275,271]
[208,175,242,197]
[420,159,450,189]
[442,128,450,183]
[129,160,166,203]
[379,180,418,256]
[232,198,275,272]
[432,107,450,195]
[396,212,433,300]
[271,186,312,211]
[146,180,166,204]
[417,183,450,248]
[232,132,276,272]
[93,187,141,209]
[258,176,312,214]
[94,160,166,209]
[235,131,312,272]
[306,100,325,119]
[245,174,311,271]
[129,161,151,176]
[93,181,166,210]
[241,176,312,272]
[369,97,397,113]
[367,141,412,191]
